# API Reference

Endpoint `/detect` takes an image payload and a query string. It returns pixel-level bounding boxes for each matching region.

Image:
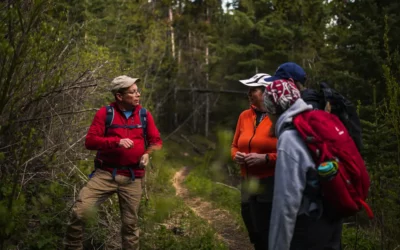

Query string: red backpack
[293,110,374,219]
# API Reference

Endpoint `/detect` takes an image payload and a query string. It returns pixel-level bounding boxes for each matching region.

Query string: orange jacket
[231,108,278,178]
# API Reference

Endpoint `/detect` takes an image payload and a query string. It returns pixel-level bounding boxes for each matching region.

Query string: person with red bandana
[231,73,278,250]
[65,75,162,250]
[263,78,343,250]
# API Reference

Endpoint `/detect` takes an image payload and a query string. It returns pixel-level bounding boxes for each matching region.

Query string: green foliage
[342,225,380,250]
[141,202,227,250]
[184,166,241,221]
[183,129,244,229]
[139,140,228,250]
[0,177,69,249]
[2,0,400,248]
[354,13,400,249]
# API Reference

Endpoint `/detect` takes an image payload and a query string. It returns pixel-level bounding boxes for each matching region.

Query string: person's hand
[244,153,267,167]
[140,153,149,168]
[325,101,332,113]
[119,138,134,149]
[234,152,247,165]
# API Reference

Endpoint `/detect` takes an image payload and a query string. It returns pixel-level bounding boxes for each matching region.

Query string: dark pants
[241,177,274,250]
[290,211,343,250]
[241,177,343,250]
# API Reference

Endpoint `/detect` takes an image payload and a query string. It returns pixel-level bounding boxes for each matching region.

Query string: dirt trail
[173,167,253,250]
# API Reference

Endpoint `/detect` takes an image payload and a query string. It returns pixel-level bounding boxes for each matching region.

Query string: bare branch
[64,134,87,154]
[17,108,98,123]
[164,100,207,141]
[215,182,240,192]
[180,134,203,155]
[20,144,60,167]
[176,88,246,95]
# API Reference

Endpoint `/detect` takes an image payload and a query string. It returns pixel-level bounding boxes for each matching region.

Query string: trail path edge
[172,166,253,250]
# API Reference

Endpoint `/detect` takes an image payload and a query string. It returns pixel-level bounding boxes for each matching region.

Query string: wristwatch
[265,154,269,164]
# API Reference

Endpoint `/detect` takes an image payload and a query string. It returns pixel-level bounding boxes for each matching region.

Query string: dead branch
[215,182,240,192]
[20,143,60,168]
[164,100,207,141]
[38,82,98,98]
[180,134,203,155]
[17,108,98,123]
[176,88,246,95]
[64,134,87,154]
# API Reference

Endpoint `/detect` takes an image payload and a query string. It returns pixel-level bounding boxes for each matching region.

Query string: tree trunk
[169,7,176,59]
[205,7,210,137]
[205,46,209,137]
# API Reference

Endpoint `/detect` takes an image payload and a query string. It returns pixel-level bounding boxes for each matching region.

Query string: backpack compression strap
[105,105,114,136]
[91,105,115,179]
[139,108,148,148]
[104,106,148,146]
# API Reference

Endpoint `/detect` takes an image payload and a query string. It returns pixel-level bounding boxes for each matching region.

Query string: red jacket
[85,103,162,178]
[231,107,277,178]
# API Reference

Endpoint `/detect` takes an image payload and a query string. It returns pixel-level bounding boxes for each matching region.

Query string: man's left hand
[140,153,149,168]
[244,153,267,167]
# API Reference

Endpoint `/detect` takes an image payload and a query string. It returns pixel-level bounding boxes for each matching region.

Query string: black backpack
[301,82,363,152]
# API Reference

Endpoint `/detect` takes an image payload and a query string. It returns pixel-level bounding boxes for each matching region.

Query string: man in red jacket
[65,75,162,250]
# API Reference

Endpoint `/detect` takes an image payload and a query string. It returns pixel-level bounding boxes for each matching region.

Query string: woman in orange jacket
[231,73,278,250]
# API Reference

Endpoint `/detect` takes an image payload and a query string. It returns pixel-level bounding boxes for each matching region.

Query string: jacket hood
[275,99,312,137]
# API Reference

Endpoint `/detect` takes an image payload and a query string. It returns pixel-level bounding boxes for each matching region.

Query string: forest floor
[172,166,253,250]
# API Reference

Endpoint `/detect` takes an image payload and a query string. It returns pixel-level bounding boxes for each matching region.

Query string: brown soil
[172,166,253,250]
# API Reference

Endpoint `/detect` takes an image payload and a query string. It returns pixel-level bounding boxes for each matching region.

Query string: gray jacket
[268,99,321,250]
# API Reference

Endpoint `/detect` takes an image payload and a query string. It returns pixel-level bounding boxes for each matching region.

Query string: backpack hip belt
[94,159,140,181]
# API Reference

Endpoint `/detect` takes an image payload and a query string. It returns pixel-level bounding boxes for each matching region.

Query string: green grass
[140,196,227,250]
[181,130,246,232]
[342,224,380,250]
[184,160,244,231]
[139,139,228,250]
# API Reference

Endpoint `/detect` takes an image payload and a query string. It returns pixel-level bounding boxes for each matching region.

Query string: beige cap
[110,75,140,94]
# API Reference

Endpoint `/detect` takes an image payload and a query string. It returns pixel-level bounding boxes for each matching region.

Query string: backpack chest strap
[108,124,143,129]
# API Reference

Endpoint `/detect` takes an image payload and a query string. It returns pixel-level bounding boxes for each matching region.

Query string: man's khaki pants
[65,169,143,250]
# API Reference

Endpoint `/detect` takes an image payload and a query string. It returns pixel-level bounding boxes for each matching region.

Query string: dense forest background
[1,0,400,249]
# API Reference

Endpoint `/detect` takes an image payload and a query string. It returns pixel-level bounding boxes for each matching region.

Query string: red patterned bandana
[263,79,301,114]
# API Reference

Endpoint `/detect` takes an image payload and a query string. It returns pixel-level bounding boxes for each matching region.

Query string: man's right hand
[119,138,134,149]
[234,152,246,165]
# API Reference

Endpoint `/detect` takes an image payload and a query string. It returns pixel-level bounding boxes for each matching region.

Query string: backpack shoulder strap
[281,122,296,133]
[301,88,323,110]
[104,105,114,135]
[96,105,114,161]
[320,82,334,100]
[139,108,148,148]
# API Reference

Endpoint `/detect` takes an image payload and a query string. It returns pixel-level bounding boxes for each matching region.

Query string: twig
[164,100,207,141]
[180,134,202,155]
[91,61,108,75]
[17,108,98,123]
[22,173,37,186]
[0,142,20,150]
[58,38,75,60]
[46,99,64,125]
[64,134,87,154]
[17,144,60,199]
[176,88,247,95]
[215,182,240,192]
[20,144,59,167]
[66,157,88,181]
[17,162,29,199]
